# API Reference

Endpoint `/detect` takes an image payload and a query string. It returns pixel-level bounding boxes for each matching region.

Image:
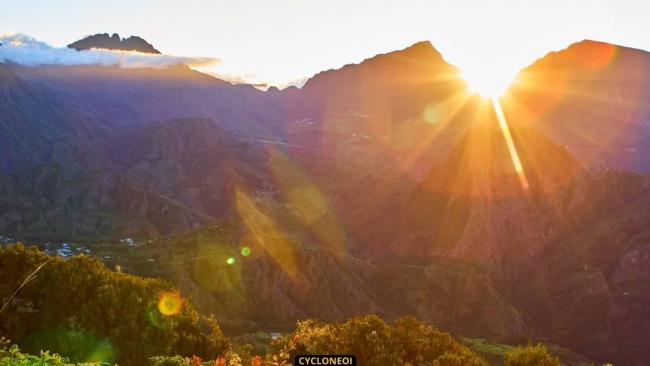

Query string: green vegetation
[0,244,228,366]
[266,315,487,366]
[462,338,517,365]
[0,337,103,366]
[503,344,560,366]
[462,338,598,366]
[148,355,191,366]
[1,244,601,366]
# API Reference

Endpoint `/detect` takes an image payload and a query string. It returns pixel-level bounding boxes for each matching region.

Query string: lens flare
[492,98,529,190]
[147,302,172,329]
[22,327,117,364]
[268,149,347,255]
[85,340,116,364]
[157,291,183,317]
[190,241,243,294]
[235,189,302,283]
[423,103,443,124]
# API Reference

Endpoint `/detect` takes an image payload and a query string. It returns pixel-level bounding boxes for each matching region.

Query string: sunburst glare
[461,66,517,98]
[492,98,529,190]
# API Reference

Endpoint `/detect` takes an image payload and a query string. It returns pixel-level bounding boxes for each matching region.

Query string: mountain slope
[402,127,581,263]
[0,163,208,240]
[283,41,467,126]
[113,118,270,218]
[509,171,650,365]
[0,62,286,240]
[3,38,650,365]
[506,40,650,172]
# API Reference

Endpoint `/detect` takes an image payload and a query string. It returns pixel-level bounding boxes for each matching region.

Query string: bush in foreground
[0,337,105,366]
[503,343,560,366]
[266,315,488,366]
[0,245,228,366]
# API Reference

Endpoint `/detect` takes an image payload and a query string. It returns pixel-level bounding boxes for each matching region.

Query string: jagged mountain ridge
[507,39,650,172]
[68,33,161,53]
[282,41,467,127]
[2,36,650,365]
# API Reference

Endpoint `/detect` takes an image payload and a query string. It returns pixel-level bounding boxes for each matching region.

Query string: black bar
[294,355,357,366]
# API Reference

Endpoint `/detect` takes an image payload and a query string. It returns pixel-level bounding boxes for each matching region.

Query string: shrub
[504,343,560,366]
[0,339,105,366]
[149,355,189,366]
[0,245,228,366]
[267,315,488,366]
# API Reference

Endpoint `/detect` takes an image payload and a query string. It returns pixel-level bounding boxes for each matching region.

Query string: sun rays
[225,41,628,271]
[461,68,517,99]
[456,60,532,191]
[492,97,530,190]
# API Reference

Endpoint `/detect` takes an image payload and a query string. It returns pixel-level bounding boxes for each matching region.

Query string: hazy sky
[1,0,649,87]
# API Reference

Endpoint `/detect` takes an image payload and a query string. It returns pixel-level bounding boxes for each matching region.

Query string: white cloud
[0,33,219,69]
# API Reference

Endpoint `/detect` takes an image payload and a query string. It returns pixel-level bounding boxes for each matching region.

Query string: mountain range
[2,35,650,365]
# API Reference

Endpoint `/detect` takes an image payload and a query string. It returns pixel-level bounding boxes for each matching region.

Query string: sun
[460,66,517,99]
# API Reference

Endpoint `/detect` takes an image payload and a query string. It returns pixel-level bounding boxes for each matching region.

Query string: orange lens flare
[157,291,183,317]
[492,98,529,190]
[235,189,301,282]
[268,149,347,255]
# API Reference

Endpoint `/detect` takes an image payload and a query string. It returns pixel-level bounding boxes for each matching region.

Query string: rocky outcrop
[68,33,161,53]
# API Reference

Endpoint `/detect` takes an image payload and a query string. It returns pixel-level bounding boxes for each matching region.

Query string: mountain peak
[68,33,161,54]
[399,40,442,58]
[520,38,650,73]
[377,40,444,60]
[302,40,449,88]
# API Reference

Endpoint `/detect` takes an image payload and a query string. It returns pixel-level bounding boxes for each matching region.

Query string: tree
[0,244,229,366]
[267,315,487,366]
[504,344,560,366]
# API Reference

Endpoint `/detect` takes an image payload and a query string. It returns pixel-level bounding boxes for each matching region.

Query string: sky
[1,0,649,88]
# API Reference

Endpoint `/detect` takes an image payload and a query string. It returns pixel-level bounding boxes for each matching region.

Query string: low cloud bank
[0,33,219,69]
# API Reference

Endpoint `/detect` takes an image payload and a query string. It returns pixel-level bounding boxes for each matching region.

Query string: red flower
[191,355,202,366]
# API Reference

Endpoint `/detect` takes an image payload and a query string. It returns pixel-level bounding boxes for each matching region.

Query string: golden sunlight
[460,66,516,98]
[492,98,530,190]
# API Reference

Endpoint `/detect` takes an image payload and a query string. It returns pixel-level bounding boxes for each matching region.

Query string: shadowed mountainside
[2,36,650,365]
